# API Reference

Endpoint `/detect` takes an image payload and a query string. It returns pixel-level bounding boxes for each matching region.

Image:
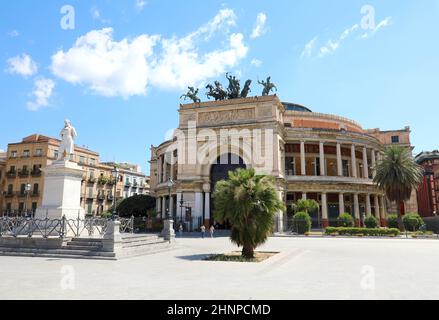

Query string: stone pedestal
[102,220,122,252]
[35,160,85,220]
[161,219,175,242]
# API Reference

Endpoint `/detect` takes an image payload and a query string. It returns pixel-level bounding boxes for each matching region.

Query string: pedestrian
[179,223,183,238]
[209,225,215,238]
[200,225,206,238]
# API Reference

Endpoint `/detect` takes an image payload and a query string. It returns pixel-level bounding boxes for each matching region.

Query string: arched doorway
[210,153,246,229]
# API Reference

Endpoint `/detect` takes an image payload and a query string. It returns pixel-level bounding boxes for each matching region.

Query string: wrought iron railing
[0,216,134,239]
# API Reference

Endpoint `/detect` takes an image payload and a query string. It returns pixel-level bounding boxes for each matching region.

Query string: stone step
[66,241,103,247]
[70,238,104,243]
[0,247,115,258]
[63,245,102,251]
[121,234,161,241]
[122,240,169,249]
[122,238,163,246]
[0,250,116,260]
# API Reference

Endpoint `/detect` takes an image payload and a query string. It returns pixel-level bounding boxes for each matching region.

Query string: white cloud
[50,9,248,96]
[250,13,267,39]
[7,30,19,37]
[51,28,158,97]
[6,54,38,77]
[318,24,359,58]
[251,59,262,67]
[301,37,317,58]
[27,78,55,111]
[136,0,147,11]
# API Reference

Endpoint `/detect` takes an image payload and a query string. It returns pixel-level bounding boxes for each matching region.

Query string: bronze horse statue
[258,76,277,96]
[240,79,252,98]
[180,86,201,103]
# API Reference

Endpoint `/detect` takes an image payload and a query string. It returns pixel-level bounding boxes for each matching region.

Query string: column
[353,193,360,227]
[169,195,174,220]
[336,143,343,176]
[194,192,203,219]
[339,193,345,215]
[321,193,328,228]
[371,150,376,178]
[363,146,369,179]
[319,142,326,176]
[176,192,182,223]
[374,194,380,221]
[302,192,307,200]
[365,194,371,216]
[351,144,357,178]
[161,196,166,219]
[157,156,162,183]
[163,156,168,182]
[300,141,306,175]
[204,192,210,226]
[170,154,174,180]
[156,197,161,213]
[379,195,386,227]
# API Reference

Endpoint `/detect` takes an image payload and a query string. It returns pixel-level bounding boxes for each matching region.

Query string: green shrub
[337,213,354,227]
[291,211,311,234]
[325,227,400,237]
[364,215,379,228]
[402,213,424,231]
[387,214,399,229]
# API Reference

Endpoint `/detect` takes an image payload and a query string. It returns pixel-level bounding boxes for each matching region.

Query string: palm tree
[213,168,285,258]
[373,146,423,230]
[291,199,319,214]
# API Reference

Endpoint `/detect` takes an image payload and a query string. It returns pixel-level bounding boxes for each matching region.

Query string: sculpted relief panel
[198,108,255,125]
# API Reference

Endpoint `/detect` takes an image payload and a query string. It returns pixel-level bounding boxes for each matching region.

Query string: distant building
[0,134,149,216]
[415,151,439,217]
[366,126,418,214]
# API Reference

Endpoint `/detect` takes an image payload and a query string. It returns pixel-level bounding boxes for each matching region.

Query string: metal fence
[0,216,134,239]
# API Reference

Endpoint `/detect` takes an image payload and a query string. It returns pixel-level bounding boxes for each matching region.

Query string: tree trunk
[242,244,255,259]
[397,202,405,231]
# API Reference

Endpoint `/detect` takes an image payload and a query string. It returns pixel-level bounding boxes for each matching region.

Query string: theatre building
[149,95,415,231]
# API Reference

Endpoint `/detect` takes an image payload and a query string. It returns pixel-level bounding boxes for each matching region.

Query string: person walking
[200,225,206,239]
[178,223,183,238]
[209,225,215,238]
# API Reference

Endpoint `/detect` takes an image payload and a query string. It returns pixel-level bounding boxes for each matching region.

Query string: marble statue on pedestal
[35,120,85,224]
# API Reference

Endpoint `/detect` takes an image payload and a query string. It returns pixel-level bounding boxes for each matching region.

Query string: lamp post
[179,192,184,224]
[166,178,174,220]
[111,167,120,221]
[23,183,31,217]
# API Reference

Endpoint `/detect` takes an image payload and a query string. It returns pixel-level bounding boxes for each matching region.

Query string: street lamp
[24,183,31,217]
[111,167,120,221]
[166,178,174,220]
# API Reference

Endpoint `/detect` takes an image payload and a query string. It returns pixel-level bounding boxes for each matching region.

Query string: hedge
[337,213,354,227]
[402,213,424,232]
[291,211,311,234]
[364,215,379,228]
[325,227,400,237]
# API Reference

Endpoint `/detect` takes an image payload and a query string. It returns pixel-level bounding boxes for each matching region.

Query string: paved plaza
[1,236,438,300]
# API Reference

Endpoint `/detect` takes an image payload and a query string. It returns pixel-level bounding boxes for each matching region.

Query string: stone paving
[1,235,438,300]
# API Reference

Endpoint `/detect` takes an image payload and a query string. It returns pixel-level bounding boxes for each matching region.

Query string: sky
[1,0,438,174]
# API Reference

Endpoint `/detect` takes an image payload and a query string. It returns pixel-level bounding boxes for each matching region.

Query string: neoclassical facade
[150,95,412,231]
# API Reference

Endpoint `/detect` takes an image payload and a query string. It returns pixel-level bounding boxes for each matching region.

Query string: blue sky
[1,0,438,173]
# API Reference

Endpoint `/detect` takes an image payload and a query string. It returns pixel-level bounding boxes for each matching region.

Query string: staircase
[0,234,174,260]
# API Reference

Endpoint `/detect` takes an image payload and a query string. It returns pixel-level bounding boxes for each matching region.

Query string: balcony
[17,192,27,198]
[4,192,14,198]
[125,182,132,187]
[31,169,42,177]
[86,194,94,199]
[6,171,17,179]
[31,191,40,197]
[87,177,96,184]
[107,194,114,202]
[18,170,30,178]
[97,193,105,201]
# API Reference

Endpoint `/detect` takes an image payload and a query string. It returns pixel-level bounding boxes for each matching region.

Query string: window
[315,157,321,176]
[54,150,59,159]
[6,203,12,212]
[285,157,295,176]
[10,151,17,158]
[23,150,30,157]
[391,136,400,143]
[7,184,13,194]
[90,158,96,166]
[33,183,39,195]
[18,202,24,213]
[35,149,43,156]
[342,160,349,177]
[79,156,86,164]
